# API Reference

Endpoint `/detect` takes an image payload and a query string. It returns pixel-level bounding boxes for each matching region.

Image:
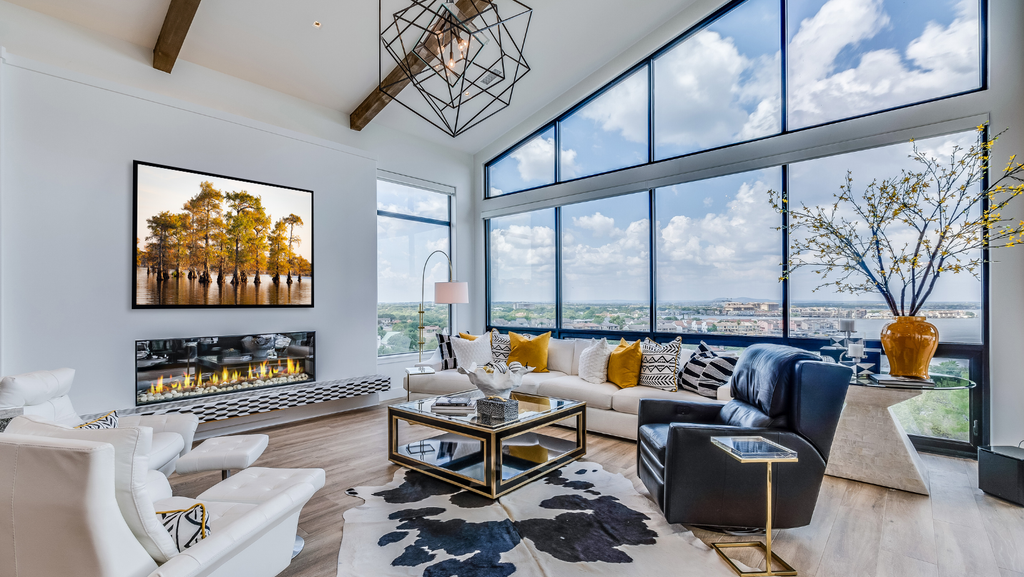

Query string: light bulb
[448,58,455,69]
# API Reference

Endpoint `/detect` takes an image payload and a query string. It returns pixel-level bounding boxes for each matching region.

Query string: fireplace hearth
[136,331,315,406]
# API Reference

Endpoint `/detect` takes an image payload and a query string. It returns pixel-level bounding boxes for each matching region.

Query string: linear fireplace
[136,331,315,406]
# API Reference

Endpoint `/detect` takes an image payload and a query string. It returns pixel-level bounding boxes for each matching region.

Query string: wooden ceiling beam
[350,0,490,132]
[153,0,203,73]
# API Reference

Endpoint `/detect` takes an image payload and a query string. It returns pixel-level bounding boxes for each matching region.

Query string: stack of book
[431,396,476,415]
[869,374,935,387]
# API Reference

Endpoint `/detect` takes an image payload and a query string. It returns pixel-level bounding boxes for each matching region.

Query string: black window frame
[483,0,988,200]
[485,140,990,458]
[376,180,454,358]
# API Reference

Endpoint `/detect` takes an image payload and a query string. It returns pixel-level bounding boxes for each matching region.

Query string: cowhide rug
[338,462,750,576]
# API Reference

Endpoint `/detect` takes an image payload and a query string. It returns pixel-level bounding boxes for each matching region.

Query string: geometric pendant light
[379,0,533,137]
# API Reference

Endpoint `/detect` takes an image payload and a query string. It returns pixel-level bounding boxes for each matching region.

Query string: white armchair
[1,417,325,577]
[0,368,198,474]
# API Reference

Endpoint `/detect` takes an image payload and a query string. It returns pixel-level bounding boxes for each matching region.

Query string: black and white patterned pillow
[436,334,458,370]
[75,410,118,430]
[157,503,211,552]
[678,353,709,394]
[639,338,683,391]
[491,330,511,364]
[678,342,739,398]
[696,356,739,398]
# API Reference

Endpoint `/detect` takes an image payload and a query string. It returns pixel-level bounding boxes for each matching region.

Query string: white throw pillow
[449,335,493,368]
[578,338,611,384]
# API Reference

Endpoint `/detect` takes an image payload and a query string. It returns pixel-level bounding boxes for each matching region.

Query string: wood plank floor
[168,405,1023,577]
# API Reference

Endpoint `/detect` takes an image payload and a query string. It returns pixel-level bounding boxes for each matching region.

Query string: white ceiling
[7,0,697,153]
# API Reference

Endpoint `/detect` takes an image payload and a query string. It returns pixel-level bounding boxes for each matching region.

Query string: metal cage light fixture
[380,0,533,137]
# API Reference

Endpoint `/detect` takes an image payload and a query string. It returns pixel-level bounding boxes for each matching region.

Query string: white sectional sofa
[407,337,727,440]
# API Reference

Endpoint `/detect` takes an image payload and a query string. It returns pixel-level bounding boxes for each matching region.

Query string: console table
[824,374,974,495]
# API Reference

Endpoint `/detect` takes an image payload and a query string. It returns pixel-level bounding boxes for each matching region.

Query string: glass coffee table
[388,389,586,498]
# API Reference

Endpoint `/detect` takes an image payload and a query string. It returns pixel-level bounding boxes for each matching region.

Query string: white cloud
[655,29,781,153]
[572,212,620,238]
[576,70,649,144]
[560,147,580,180]
[703,197,714,207]
[489,224,556,302]
[789,0,980,128]
[511,137,555,183]
[562,217,651,301]
[657,176,782,300]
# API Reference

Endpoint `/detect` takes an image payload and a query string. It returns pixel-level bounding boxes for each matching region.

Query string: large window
[484,0,983,197]
[788,131,983,343]
[654,0,781,159]
[377,180,452,356]
[487,126,556,197]
[787,0,982,129]
[560,67,649,180]
[561,192,651,330]
[656,168,783,336]
[488,209,556,328]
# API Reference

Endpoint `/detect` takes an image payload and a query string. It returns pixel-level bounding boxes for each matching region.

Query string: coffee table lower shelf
[387,397,586,499]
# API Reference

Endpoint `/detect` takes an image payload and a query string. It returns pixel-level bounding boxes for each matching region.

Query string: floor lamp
[419,250,469,362]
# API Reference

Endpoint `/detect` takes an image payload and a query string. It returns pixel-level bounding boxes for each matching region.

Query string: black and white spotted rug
[338,462,749,576]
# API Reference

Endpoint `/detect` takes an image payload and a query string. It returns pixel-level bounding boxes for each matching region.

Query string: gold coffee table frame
[710,436,799,577]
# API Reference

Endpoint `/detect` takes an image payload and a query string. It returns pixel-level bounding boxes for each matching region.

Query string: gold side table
[710,436,799,577]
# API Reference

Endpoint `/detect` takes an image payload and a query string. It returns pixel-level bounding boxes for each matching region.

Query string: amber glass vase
[879,316,939,379]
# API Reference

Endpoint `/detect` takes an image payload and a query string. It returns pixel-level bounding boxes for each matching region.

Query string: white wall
[472,0,1024,446]
[0,1,479,412]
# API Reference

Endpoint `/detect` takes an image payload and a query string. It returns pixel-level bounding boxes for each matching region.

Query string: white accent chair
[1,416,325,577]
[0,368,198,475]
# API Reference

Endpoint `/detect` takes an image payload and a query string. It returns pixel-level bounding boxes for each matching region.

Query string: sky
[377,181,452,304]
[788,130,983,305]
[489,209,556,304]
[487,131,985,308]
[136,164,313,261]
[487,0,981,196]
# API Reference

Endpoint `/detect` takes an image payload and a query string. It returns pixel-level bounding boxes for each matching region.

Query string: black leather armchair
[637,344,851,529]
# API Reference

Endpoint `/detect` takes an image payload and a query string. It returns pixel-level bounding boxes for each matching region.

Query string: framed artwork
[133,161,313,308]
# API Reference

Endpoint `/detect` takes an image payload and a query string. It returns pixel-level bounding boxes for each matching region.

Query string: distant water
[135,267,312,306]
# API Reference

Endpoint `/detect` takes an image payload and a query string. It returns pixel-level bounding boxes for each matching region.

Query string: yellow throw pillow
[607,339,642,388]
[508,332,551,373]
[458,332,477,341]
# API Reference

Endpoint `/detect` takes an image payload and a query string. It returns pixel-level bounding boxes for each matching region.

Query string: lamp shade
[434,281,469,304]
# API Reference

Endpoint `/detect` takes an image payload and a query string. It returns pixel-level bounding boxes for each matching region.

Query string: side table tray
[710,436,799,577]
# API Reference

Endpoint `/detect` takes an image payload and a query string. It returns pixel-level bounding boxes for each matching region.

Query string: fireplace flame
[144,357,307,401]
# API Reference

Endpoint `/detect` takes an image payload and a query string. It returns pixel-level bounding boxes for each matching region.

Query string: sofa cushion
[509,332,551,372]
[639,338,682,391]
[0,368,75,407]
[450,335,494,368]
[608,339,643,388]
[571,339,590,375]
[75,410,119,430]
[491,330,511,363]
[578,339,611,384]
[5,416,180,563]
[610,386,714,415]
[535,376,618,410]
[436,334,458,370]
[548,338,575,375]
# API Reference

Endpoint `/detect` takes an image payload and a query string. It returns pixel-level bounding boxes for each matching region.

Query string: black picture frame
[133,161,314,309]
